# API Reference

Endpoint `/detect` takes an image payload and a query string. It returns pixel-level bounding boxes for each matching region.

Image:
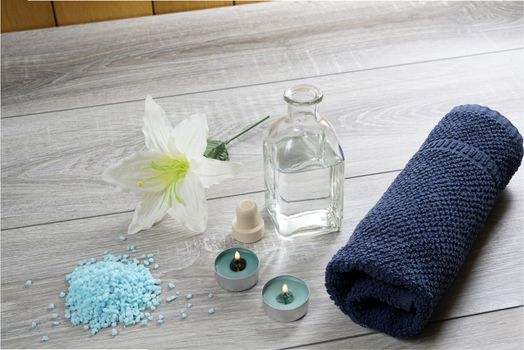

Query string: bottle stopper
[232,200,264,243]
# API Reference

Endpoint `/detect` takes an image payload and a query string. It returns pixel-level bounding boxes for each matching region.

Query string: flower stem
[225,116,270,145]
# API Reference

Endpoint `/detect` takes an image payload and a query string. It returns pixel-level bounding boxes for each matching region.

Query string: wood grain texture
[53,1,153,26]
[301,307,524,350]
[0,0,55,33]
[1,1,522,117]
[2,50,522,229]
[1,2,523,348]
[1,170,522,349]
[154,1,233,14]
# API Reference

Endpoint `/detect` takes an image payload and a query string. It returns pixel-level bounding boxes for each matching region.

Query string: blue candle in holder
[214,248,259,292]
[262,275,310,322]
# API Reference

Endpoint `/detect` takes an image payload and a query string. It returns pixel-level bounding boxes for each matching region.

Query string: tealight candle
[214,248,259,292]
[262,275,309,322]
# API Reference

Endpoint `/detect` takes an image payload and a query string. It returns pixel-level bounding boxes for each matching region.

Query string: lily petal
[172,113,208,161]
[128,192,169,234]
[102,150,168,193]
[192,157,241,189]
[143,95,173,154]
[168,173,207,233]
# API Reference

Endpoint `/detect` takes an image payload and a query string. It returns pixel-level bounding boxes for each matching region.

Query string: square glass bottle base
[268,207,341,239]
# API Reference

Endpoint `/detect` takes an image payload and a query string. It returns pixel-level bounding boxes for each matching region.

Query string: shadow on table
[408,189,514,342]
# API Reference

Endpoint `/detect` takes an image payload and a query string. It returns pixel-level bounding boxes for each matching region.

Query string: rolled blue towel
[325,105,523,338]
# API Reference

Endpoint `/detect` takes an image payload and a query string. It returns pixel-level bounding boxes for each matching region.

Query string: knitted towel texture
[325,105,523,338]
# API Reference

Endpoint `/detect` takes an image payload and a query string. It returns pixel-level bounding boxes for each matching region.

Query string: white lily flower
[103,96,241,234]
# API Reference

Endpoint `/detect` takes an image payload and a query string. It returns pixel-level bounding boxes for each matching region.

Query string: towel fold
[325,105,523,338]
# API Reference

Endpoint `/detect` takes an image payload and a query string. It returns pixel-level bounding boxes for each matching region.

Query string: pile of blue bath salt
[64,254,161,335]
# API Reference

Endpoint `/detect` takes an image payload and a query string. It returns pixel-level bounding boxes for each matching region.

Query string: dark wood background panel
[153,1,233,14]
[1,0,55,33]
[53,1,153,26]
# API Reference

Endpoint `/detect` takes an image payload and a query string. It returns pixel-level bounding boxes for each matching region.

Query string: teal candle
[214,248,259,292]
[262,275,310,322]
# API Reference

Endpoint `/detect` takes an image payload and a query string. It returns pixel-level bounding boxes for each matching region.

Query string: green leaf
[204,140,230,161]
[203,116,270,161]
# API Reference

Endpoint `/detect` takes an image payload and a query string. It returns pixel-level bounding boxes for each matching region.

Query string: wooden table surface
[1,2,523,349]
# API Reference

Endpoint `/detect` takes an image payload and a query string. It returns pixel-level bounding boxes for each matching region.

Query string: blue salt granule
[156,319,164,325]
[118,235,127,241]
[24,280,32,288]
[83,325,89,331]
[158,314,164,320]
[180,311,188,319]
[31,321,38,329]
[148,257,154,263]
[141,319,148,326]
[59,291,66,298]
[65,254,161,335]
[185,293,193,300]
[153,263,159,270]
[168,282,176,290]
[51,313,59,319]
[208,292,214,299]
[51,321,60,326]
[187,303,192,309]
[47,303,55,310]
[143,260,150,266]
[208,308,215,315]
[41,335,49,342]
[111,328,118,336]
[146,254,154,258]
[166,295,176,303]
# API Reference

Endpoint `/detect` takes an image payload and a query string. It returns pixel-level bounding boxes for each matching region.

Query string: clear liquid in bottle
[264,85,345,238]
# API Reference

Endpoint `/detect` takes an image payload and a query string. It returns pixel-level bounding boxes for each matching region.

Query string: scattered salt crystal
[168,282,176,290]
[31,321,38,329]
[208,308,215,315]
[47,303,55,310]
[59,291,66,298]
[166,295,176,303]
[51,313,58,319]
[153,263,159,270]
[185,293,193,300]
[24,280,32,288]
[208,292,214,299]
[187,303,192,309]
[148,257,155,263]
[180,311,188,320]
[41,335,49,342]
[118,235,127,241]
[51,321,60,326]
[111,328,118,336]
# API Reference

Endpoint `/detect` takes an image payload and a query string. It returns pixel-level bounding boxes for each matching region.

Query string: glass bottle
[263,85,345,238]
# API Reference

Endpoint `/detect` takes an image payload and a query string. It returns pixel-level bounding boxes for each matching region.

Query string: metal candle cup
[214,248,259,292]
[262,275,310,322]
